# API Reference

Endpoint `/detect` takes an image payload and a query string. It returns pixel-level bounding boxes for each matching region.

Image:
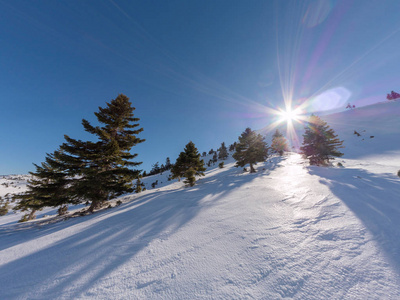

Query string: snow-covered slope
[260,99,400,163]
[0,175,29,197]
[323,100,400,164]
[1,101,400,299]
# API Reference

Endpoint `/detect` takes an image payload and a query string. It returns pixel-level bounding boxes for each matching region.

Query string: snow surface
[1,100,400,299]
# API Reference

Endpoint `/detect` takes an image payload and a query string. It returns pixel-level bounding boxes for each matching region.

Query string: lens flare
[278,107,301,122]
[259,101,310,152]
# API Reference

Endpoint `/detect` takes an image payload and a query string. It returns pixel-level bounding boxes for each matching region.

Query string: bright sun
[279,108,300,122]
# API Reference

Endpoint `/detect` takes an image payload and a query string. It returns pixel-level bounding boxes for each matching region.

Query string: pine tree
[56,94,144,212]
[13,150,73,221]
[135,177,142,193]
[232,128,269,173]
[271,129,289,156]
[0,196,10,216]
[150,162,160,175]
[212,152,218,163]
[165,157,172,170]
[184,168,196,187]
[218,142,229,160]
[171,141,206,186]
[300,115,344,166]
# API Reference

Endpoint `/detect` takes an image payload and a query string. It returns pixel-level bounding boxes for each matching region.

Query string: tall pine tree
[56,94,144,212]
[171,141,206,186]
[271,129,289,156]
[233,128,269,173]
[300,115,344,166]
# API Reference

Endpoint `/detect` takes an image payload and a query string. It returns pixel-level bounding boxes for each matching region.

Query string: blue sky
[1,0,400,175]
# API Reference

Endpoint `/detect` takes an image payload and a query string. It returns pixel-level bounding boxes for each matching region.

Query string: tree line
[10,94,344,222]
[162,116,343,187]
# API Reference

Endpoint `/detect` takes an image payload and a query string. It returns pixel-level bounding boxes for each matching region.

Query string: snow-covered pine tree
[171,141,206,186]
[271,129,289,156]
[232,128,269,173]
[218,142,229,160]
[300,115,344,166]
[56,94,145,212]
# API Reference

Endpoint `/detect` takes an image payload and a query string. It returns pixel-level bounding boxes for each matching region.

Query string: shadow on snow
[0,157,284,299]
[309,166,400,273]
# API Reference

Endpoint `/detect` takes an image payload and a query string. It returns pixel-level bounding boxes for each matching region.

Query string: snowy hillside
[260,99,400,162]
[0,175,29,213]
[0,175,29,196]
[323,100,400,164]
[1,101,400,299]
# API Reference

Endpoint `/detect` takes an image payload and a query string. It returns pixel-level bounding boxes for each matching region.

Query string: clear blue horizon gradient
[1,0,400,175]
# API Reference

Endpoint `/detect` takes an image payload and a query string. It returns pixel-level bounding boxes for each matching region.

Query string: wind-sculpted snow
[1,100,400,299]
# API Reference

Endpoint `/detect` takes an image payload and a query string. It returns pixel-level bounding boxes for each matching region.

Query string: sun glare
[279,108,300,122]
[262,102,307,151]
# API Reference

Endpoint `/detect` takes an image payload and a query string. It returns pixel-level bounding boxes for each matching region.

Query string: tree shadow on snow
[193,156,286,200]
[0,188,203,298]
[0,158,284,299]
[309,166,400,273]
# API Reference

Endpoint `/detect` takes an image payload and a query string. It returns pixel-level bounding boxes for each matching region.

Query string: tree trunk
[28,209,37,221]
[88,200,102,213]
[250,163,256,173]
[58,205,68,216]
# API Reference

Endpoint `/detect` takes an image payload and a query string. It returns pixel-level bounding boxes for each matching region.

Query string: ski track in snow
[1,100,400,299]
